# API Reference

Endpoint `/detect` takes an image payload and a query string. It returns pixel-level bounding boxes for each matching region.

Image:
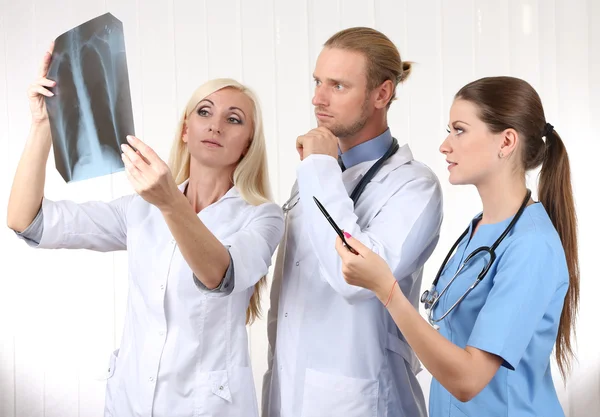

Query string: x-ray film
[46,12,135,183]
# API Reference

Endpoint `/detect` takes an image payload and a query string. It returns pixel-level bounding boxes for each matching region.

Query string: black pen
[313,196,359,255]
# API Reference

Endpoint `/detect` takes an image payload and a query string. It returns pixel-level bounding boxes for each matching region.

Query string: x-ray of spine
[46,13,135,183]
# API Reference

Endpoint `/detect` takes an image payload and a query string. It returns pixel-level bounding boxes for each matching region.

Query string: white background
[1,0,598,416]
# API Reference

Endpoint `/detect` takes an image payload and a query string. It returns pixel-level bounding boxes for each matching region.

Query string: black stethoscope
[420,189,532,330]
[281,138,400,212]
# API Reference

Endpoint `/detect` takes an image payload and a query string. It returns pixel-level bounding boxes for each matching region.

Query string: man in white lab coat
[262,27,443,417]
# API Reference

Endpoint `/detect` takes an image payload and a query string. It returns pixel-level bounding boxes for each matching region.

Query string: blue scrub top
[429,203,569,417]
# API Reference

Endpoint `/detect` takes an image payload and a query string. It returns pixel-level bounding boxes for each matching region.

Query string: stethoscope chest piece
[420,286,438,310]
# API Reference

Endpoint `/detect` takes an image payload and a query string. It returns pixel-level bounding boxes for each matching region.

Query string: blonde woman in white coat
[7,45,284,417]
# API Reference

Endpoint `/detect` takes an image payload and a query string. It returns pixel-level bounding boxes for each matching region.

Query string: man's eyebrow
[313,75,348,86]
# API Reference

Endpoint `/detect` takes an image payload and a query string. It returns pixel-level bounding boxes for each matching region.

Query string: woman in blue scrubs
[334,76,579,417]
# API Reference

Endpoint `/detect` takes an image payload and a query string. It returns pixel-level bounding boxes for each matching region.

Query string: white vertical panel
[586,0,600,412]
[537,0,559,119]
[591,0,600,127]
[4,1,45,415]
[339,0,375,29]
[509,0,540,86]
[0,0,16,415]
[372,0,410,148]
[440,0,476,119]
[404,0,443,178]
[172,0,209,115]
[308,0,339,54]
[473,0,510,77]
[273,0,311,199]
[239,0,278,200]
[205,0,243,81]
[138,0,178,160]
[556,0,590,132]
[555,0,596,415]
[403,1,444,405]
[308,0,339,129]
[4,3,36,175]
[437,0,480,243]
[239,0,279,403]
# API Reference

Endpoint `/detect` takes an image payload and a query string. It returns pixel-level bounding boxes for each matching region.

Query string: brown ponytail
[538,129,579,378]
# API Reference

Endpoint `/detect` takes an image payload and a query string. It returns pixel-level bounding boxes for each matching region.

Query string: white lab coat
[28,180,284,417]
[263,146,443,417]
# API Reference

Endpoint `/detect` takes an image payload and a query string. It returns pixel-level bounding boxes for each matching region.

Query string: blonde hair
[168,78,272,324]
[324,27,412,108]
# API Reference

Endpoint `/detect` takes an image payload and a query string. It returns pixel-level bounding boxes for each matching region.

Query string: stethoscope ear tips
[433,324,440,331]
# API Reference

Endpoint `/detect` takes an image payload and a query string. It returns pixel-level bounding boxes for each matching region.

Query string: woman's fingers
[122,152,144,181]
[28,84,54,98]
[121,144,149,172]
[135,149,151,165]
[37,51,52,78]
[343,235,368,255]
[37,42,54,80]
[38,77,56,88]
[126,136,160,164]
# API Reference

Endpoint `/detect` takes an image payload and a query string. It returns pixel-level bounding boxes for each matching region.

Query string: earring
[498,151,504,158]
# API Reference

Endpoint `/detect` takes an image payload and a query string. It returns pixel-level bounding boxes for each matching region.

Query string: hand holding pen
[313,196,359,255]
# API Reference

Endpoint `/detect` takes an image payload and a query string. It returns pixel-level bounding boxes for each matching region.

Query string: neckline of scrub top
[466,201,542,245]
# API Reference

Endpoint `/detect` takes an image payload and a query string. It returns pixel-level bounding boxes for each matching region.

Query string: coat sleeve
[297,154,443,304]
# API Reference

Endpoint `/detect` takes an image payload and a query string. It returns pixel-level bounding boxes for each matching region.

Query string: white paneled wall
[1,0,598,416]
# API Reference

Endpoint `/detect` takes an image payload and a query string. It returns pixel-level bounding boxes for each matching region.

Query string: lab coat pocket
[209,370,232,402]
[197,367,258,417]
[103,349,121,417]
[300,368,378,417]
[104,349,119,380]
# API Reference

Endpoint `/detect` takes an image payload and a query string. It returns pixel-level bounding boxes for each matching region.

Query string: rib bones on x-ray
[46,13,135,183]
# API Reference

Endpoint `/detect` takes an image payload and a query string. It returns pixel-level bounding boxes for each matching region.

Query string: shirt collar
[338,128,393,170]
[177,178,239,201]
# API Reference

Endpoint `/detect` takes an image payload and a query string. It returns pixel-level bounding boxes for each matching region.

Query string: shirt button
[219,386,224,390]
[149,377,154,382]
[295,261,299,266]
[159,331,165,336]
[284,313,288,317]
[160,285,165,290]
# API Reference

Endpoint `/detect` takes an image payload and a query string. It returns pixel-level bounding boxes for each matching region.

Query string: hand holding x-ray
[120,135,180,210]
[28,44,56,124]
